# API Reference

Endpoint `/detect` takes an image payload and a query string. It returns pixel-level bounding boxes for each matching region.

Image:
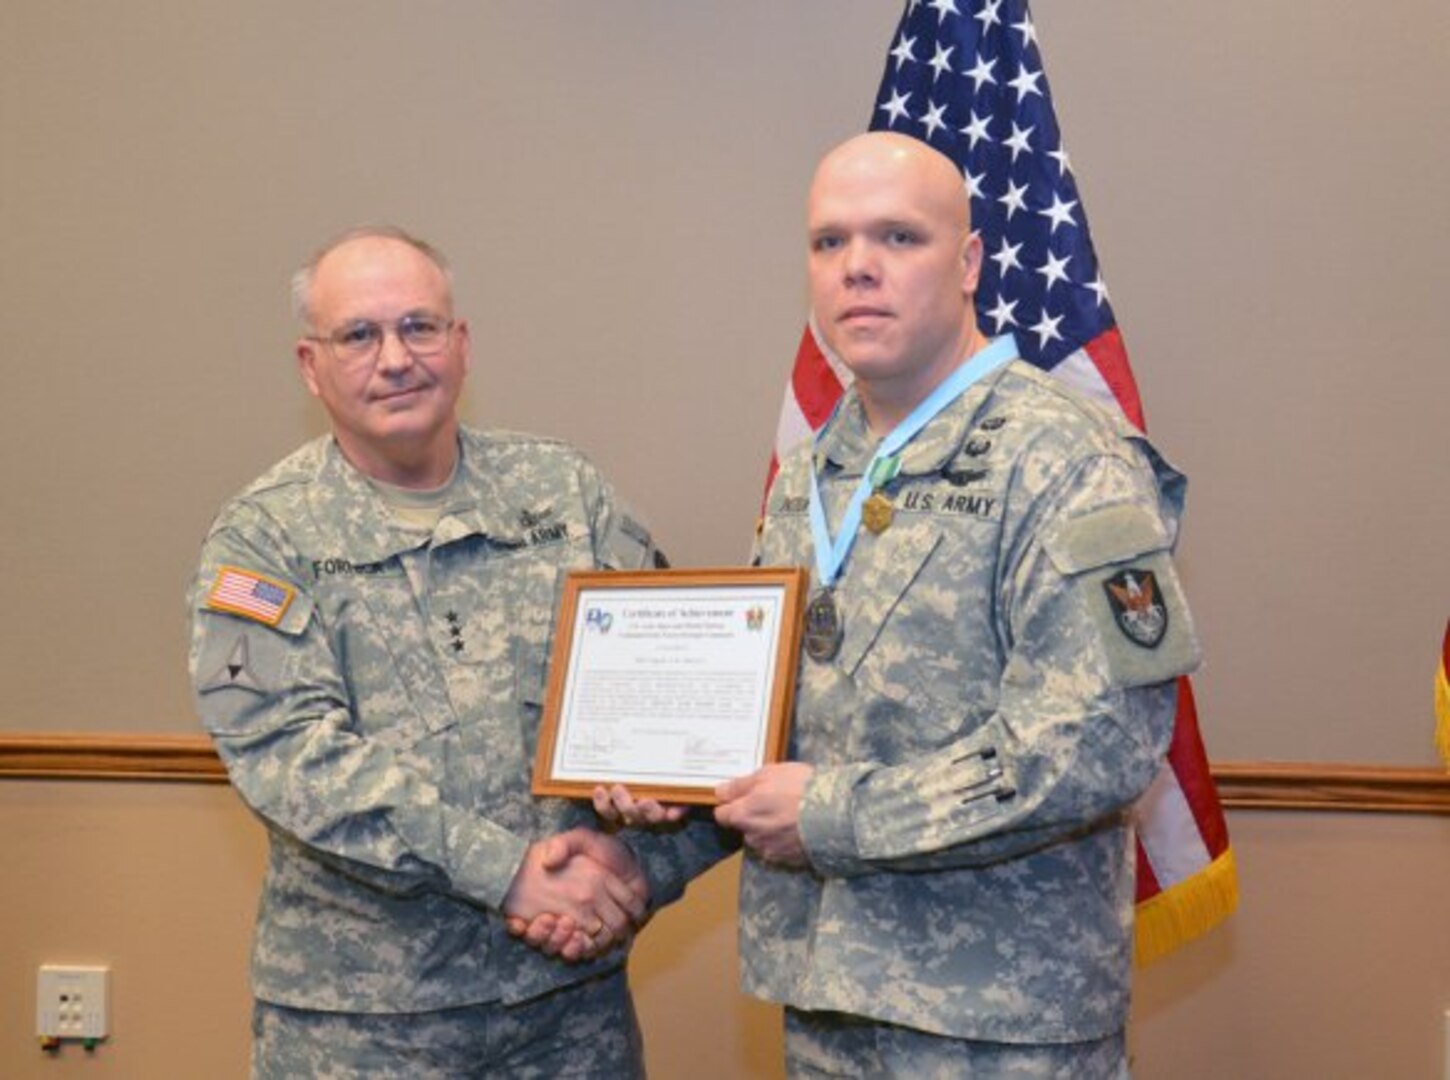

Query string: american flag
[769,0,1236,964]
[207,566,295,627]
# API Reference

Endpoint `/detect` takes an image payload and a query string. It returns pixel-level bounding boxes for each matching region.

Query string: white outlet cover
[37,965,109,1040]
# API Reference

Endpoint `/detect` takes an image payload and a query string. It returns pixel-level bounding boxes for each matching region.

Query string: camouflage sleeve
[190,513,529,911]
[580,459,669,572]
[798,452,1201,878]
[617,816,740,909]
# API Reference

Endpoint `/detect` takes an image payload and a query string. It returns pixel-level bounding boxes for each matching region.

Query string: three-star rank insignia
[444,610,466,655]
[1103,569,1167,648]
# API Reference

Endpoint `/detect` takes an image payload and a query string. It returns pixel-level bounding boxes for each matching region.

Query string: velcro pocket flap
[1043,503,1169,576]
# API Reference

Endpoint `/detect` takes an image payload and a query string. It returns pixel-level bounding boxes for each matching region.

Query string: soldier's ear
[454,319,473,376]
[296,340,322,397]
[961,232,984,298]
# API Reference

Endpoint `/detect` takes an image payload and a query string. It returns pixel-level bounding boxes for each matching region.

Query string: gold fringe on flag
[1133,847,1239,968]
[1436,621,1450,768]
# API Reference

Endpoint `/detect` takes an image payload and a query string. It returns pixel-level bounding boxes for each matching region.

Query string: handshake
[502,763,816,963]
[501,826,650,963]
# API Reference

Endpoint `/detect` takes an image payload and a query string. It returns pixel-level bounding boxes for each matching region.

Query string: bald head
[806,132,984,431]
[292,225,453,327]
[810,132,971,241]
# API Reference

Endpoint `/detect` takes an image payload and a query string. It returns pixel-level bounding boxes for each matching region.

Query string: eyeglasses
[307,313,454,367]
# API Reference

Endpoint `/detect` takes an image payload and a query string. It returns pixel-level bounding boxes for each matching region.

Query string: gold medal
[862,492,894,534]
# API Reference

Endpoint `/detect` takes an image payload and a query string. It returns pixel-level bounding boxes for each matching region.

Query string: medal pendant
[803,588,844,662]
[862,493,893,535]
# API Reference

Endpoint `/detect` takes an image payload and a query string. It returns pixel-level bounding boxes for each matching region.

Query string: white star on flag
[1038,192,1078,234]
[974,0,1004,31]
[991,237,1024,276]
[877,88,914,127]
[965,53,997,91]
[1036,249,1072,290]
[929,42,955,81]
[928,0,961,24]
[921,100,950,139]
[1008,63,1044,100]
[998,178,1029,219]
[961,109,992,149]
[890,33,918,71]
[1003,121,1034,162]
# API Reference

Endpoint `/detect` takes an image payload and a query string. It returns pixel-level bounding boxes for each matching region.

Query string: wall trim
[1211,761,1449,815]
[0,733,228,782]
[0,733,1447,814]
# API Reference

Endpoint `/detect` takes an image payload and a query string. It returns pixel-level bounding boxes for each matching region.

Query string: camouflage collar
[818,364,1014,479]
[308,435,524,559]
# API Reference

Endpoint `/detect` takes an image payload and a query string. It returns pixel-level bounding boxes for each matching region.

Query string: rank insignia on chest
[1103,569,1167,648]
[963,437,992,457]
[862,492,894,534]
[941,466,989,487]
[443,609,467,655]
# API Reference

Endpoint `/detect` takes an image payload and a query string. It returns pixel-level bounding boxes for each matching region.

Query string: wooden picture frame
[532,566,807,805]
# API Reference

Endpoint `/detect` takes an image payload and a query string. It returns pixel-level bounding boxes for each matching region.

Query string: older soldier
[605,132,1200,1076]
[189,226,728,1078]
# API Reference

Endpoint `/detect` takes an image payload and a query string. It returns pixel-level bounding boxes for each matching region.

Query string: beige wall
[3,1,1449,1077]
[2,0,1447,762]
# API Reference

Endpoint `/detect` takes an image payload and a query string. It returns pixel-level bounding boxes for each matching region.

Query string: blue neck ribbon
[807,335,1017,590]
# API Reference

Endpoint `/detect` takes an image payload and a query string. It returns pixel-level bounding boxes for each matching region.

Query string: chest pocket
[313,567,459,748]
[765,480,1005,760]
[429,527,586,668]
[853,522,1009,757]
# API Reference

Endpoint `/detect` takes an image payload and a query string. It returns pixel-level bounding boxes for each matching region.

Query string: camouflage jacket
[743,359,1201,1042]
[189,427,731,1012]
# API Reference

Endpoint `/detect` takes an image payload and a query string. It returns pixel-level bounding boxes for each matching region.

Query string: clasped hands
[504,763,814,963]
[502,828,650,963]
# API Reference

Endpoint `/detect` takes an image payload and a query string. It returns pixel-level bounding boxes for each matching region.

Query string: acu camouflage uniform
[188,428,730,1027]
[746,357,1201,1049]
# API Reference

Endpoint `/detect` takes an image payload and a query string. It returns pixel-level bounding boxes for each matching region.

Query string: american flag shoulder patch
[206,564,297,627]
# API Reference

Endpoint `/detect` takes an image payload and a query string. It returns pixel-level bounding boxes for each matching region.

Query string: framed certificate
[532,567,807,804]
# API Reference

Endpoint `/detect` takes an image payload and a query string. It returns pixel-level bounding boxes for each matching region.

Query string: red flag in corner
[1436,620,1450,767]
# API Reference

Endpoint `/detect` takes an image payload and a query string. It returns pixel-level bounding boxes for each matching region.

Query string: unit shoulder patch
[1102,568,1167,649]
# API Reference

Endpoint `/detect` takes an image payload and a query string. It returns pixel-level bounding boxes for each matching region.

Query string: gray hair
[290,225,454,325]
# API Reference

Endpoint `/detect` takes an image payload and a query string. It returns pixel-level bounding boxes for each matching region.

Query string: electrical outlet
[37,965,109,1041]
[1443,1008,1450,1080]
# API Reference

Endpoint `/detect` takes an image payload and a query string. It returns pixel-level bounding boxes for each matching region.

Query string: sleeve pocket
[1042,503,1168,575]
[1041,504,1201,689]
